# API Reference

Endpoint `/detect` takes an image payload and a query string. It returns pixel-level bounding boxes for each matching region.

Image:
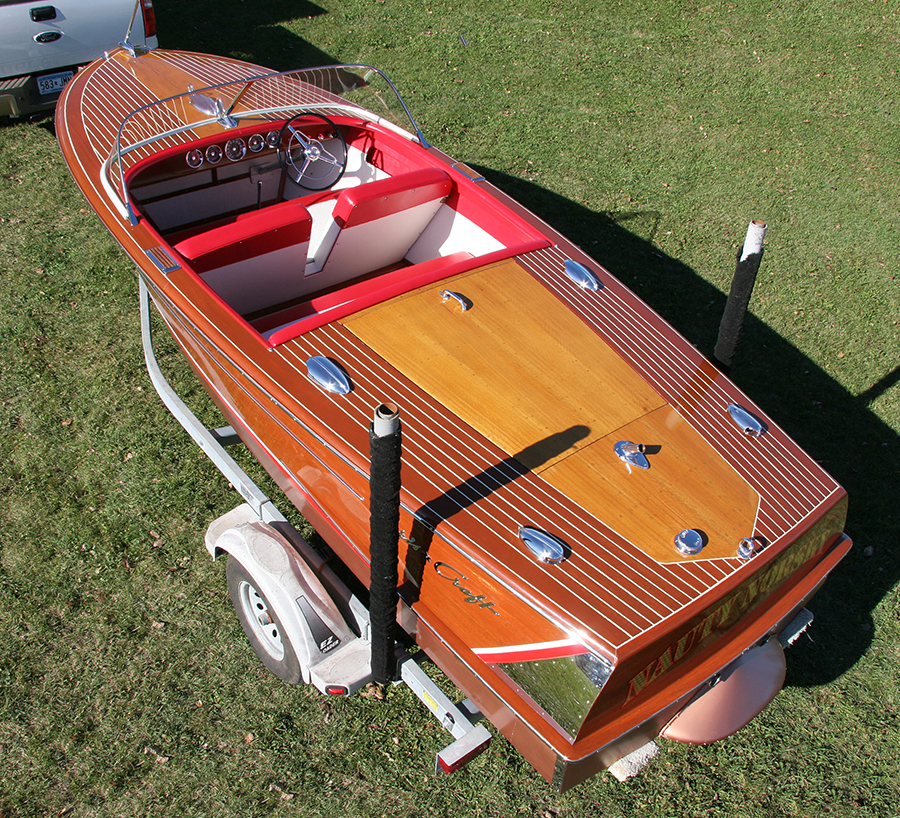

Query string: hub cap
[237,580,284,661]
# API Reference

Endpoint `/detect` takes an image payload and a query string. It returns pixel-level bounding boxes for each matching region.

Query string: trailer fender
[205,505,357,684]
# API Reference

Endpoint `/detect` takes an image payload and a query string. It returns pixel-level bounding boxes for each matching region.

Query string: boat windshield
[108,63,427,221]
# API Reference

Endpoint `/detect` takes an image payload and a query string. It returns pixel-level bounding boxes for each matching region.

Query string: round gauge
[266,130,280,149]
[225,137,246,161]
[205,144,223,164]
[185,148,204,169]
[247,133,266,153]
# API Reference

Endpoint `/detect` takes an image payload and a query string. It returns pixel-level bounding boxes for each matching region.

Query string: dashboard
[184,129,282,169]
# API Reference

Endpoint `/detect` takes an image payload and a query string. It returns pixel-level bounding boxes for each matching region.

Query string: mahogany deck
[57,49,843,654]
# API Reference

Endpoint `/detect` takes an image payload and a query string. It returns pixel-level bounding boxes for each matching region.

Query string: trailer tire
[226,556,303,685]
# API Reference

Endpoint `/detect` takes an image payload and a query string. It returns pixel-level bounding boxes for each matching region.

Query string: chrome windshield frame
[109,64,430,224]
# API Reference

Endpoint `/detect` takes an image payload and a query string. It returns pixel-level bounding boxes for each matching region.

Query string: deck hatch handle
[440,290,469,311]
[615,440,649,470]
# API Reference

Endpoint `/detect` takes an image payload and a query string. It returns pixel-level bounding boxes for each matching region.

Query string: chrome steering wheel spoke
[278,112,348,191]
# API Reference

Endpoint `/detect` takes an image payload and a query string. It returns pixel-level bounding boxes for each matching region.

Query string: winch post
[714,220,767,373]
[368,403,402,685]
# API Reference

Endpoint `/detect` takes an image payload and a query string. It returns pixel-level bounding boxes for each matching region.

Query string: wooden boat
[56,46,851,790]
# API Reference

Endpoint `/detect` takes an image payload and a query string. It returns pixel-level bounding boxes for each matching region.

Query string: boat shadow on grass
[157,0,335,71]
[471,165,898,689]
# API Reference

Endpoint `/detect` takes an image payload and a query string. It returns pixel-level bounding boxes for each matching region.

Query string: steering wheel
[277,112,348,190]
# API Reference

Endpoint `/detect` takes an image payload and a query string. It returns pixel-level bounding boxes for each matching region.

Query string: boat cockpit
[117,67,549,346]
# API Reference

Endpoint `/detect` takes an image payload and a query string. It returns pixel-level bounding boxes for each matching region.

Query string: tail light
[141,0,157,39]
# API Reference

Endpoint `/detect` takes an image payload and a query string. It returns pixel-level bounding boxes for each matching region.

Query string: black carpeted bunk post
[368,403,402,686]
[714,220,767,374]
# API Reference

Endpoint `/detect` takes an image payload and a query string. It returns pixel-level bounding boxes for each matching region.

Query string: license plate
[37,70,73,96]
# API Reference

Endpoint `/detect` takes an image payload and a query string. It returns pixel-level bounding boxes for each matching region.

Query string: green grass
[1,1,898,815]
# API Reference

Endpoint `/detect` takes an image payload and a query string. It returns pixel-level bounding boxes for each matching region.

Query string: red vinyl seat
[173,199,312,314]
[174,198,312,274]
[306,167,453,289]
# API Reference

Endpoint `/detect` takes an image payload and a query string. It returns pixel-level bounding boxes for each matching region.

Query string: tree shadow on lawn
[474,165,898,689]
[155,0,334,71]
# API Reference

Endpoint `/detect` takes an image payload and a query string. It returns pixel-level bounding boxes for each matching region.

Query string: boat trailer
[138,278,492,775]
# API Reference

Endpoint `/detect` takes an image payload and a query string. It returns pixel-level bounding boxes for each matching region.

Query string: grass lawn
[1,1,897,815]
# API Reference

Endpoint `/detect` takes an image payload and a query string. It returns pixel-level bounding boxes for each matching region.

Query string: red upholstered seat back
[310,168,453,285]
[331,167,453,229]
[174,199,312,275]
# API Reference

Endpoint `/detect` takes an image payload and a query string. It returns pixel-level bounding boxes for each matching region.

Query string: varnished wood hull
[56,47,851,788]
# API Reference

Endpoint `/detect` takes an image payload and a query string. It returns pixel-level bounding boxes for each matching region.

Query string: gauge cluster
[185,129,281,169]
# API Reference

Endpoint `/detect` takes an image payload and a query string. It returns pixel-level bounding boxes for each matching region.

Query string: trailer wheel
[226,556,303,684]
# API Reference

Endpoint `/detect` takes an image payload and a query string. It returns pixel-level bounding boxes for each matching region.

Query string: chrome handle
[440,290,469,312]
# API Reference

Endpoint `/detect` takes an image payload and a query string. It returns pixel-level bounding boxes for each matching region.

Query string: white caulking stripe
[301,321,699,586]
[281,339,657,620]
[506,288,821,540]
[147,53,346,118]
[318,249,829,574]
[66,56,326,224]
[284,306,768,600]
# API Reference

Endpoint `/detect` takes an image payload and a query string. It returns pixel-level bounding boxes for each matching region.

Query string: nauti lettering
[434,562,500,616]
[625,522,834,703]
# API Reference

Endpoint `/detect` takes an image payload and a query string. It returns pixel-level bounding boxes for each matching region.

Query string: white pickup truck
[0,0,158,118]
